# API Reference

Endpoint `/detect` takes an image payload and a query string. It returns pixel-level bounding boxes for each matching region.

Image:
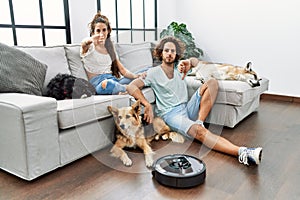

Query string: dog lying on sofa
[108,100,184,167]
[190,61,261,87]
[46,73,96,100]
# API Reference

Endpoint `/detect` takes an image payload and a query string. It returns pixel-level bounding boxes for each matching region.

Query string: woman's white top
[80,43,112,74]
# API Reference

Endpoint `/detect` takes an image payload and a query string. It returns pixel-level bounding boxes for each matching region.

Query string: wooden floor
[1,99,300,200]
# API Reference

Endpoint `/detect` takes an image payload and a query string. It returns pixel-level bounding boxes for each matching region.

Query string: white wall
[169,0,300,97]
[68,1,97,43]
[69,0,300,97]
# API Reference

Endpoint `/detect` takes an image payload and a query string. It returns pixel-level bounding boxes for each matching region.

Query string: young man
[127,36,262,165]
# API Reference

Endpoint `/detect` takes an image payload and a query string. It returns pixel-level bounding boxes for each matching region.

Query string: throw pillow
[115,42,153,73]
[0,42,47,96]
[64,44,88,80]
[15,45,71,95]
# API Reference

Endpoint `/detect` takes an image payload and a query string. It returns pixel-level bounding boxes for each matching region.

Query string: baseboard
[261,93,300,103]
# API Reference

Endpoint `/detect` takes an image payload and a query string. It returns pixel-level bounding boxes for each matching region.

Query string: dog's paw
[161,133,169,140]
[145,154,154,167]
[154,134,160,140]
[80,94,88,99]
[122,158,132,166]
[121,155,133,167]
[169,132,185,143]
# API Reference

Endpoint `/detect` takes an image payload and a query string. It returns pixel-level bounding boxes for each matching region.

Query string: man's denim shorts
[161,89,203,139]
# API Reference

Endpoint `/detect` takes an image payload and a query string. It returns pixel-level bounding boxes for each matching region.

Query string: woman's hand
[91,34,105,45]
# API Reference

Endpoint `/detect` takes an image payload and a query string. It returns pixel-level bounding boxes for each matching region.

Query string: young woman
[80,11,146,95]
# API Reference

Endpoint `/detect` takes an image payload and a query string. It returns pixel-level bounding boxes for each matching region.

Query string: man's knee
[207,79,219,91]
[200,79,219,96]
[188,124,206,140]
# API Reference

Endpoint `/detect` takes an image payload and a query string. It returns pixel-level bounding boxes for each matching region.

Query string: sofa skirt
[59,117,115,165]
[206,96,260,128]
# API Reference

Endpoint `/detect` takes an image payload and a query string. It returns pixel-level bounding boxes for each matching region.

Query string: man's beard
[163,56,175,65]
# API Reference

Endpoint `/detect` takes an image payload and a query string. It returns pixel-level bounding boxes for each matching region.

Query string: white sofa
[0,42,268,180]
[0,42,155,180]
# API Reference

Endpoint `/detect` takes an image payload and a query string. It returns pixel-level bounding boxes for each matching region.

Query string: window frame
[0,0,71,46]
[0,0,158,46]
[97,0,158,43]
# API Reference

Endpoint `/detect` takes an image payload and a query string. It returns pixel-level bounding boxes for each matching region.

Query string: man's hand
[178,59,191,80]
[137,71,147,79]
[143,103,154,124]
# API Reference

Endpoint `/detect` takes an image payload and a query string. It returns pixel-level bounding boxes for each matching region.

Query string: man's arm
[127,79,154,123]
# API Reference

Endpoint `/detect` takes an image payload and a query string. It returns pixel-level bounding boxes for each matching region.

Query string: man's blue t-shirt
[142,65,188,117]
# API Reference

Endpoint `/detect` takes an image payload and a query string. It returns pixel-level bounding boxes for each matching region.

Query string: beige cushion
[57,95,129,129]
[186,76,269,106]
[115,42,153,73]
[16,45,71,95]
[57,87,155,129]
[64,44,88,80]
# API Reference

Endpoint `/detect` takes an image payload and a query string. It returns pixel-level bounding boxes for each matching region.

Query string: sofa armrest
[0,93,60,180]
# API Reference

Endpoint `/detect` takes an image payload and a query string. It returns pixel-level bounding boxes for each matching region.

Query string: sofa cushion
[186,76,269,106]
[64,44,88,80]
[57,87,155,129]
[57,95,130,129]
[115,42,153,73]
[0,42,47,96]
[16,45,71,95]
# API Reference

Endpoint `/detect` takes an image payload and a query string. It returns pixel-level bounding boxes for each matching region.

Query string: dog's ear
[245,62,252,72]
[131,100,141,116]
[108,106,118,117]
[245,62,260,80]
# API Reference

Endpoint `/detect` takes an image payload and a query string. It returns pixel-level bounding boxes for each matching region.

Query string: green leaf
[160,21,204,59]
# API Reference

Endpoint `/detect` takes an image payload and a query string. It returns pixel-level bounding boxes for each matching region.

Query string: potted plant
[160,22,203,59]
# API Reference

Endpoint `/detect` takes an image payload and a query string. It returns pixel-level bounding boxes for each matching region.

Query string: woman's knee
[101,80,108,89]
[97,79,126,95]
[96,79,115,94]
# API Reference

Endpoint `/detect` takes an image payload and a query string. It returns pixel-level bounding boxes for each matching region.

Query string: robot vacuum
[152,154,206,188]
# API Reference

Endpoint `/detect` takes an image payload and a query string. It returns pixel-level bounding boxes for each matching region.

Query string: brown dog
[107,100,184,167]
[191,61,261,87]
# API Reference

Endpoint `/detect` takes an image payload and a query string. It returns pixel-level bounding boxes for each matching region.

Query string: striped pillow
[0,42,47,96]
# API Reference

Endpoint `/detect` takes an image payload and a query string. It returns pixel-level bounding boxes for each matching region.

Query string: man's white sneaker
[238,147,263,165]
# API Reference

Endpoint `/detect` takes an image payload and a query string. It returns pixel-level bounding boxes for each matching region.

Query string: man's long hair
[153,36,185,63]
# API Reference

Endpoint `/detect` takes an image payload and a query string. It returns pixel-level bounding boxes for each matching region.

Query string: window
[0,0,158,46]
[97,0,158,43]
[0,0,71,46]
